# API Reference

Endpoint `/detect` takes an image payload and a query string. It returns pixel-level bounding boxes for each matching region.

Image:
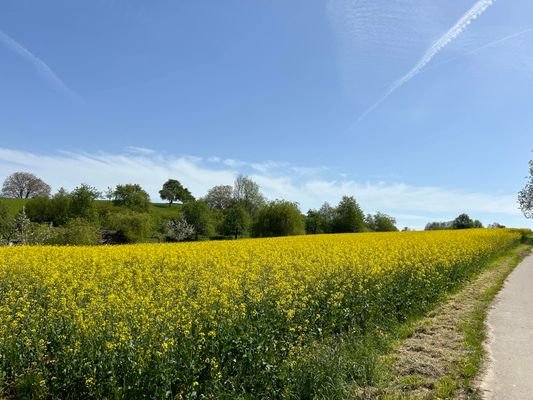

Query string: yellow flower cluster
[0,229,521,398]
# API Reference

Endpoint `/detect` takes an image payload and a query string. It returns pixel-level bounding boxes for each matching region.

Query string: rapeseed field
[0,229,521,398]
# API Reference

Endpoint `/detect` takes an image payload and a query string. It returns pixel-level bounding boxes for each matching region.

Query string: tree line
[0,171,404,245]
[2,168,515,246]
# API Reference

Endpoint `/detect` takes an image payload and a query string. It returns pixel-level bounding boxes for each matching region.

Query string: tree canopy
[253,200,304,237]
[182,200,214,240]
[159,179,194,206]
[366,212,399,232]
[70,184,101,221]
[223,203,251,239]
[204,185,234,210]
[518,159,533,219]
[332,196,365,233]
[452,213,475,229]
[1,172,51,199]
[113,184,151,212]
[233,175,265,215]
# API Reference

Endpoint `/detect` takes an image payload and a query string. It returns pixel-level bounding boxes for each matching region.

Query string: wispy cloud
[0,29,82,102]
[0,147,527,229]
[327,0,440,60]
[354,0,495,124]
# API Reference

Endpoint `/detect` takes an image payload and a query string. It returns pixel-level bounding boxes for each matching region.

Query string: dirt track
[481,253,533,399]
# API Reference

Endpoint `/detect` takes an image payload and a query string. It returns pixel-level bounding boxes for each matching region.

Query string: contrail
[0,29,82,102]
[421,27,533,73]
[354,0,495,125]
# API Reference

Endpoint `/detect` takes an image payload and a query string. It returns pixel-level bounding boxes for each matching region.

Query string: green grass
[0,197,28,217]
[148,202,182,219]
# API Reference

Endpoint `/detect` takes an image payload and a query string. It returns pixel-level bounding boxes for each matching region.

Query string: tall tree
[318,202,336,233]
[452,213,474,229]
[519,159,533,219]
[204,185,234,210]
[182,200,214,240]
[233,175,265,215]
[70,184,101,221]
[223,203,251,239]
[332,196,365,233]
[366,212,398,232]
[473,219,483,228]
[252,200,305,237]
[113,184,151,212]
[1,172,51,199]
[159,179,194,206]
[305,209,324,234]
[48,188,72,225]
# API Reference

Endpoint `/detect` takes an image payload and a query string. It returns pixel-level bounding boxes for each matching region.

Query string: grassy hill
[149,202,182,219]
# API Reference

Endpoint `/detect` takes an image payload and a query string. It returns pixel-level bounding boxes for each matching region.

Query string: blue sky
[1,0,532,229]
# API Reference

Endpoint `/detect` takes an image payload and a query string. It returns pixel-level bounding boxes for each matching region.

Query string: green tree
[305,209,324,234]
[452,213,474,229]
[223,203,251,239]
[182,200,214,240]
[113,184,151,212]
[49,218,101,245]
[519,159,533,219]
[332,196,365,233]
[318,202,336,233]
[70,184,101,221]
[0,200,12,243]
[26,185,101,226]
[25,196,55,224]
[424,221,452,231]
[106,211,153,243]
[159,179,194,206]
[26,188,74,226]
[366,212,398,232]
[209,207,226,237]
[49,188,73,225]
[252,200,305,237]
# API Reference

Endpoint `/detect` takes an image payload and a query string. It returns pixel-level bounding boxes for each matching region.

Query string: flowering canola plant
[0,229,521,398]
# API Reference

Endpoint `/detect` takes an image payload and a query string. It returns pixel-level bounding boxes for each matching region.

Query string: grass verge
[288,242,532,400]
[360,242,532,399]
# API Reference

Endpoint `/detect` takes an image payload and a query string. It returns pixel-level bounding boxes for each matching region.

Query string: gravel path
[482,253,533,399]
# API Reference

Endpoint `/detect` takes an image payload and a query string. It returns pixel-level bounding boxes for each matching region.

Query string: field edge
[350,242,533,399]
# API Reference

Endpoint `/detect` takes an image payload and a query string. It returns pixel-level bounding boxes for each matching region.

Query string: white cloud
[0,147,527,229]
[222,159,246,168]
